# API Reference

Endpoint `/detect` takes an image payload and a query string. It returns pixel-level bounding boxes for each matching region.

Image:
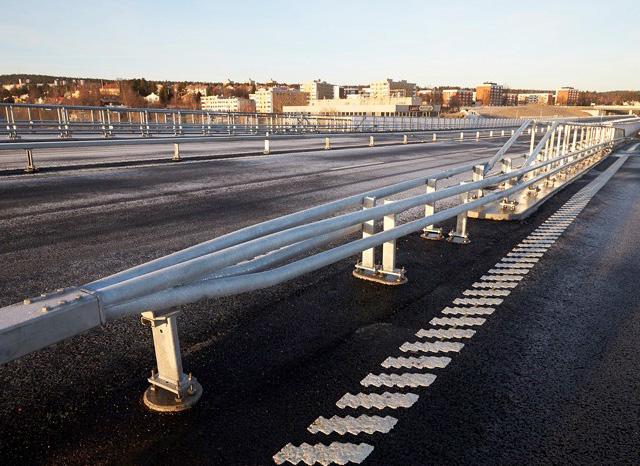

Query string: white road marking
[494,262,534,269]
[336,392,419,410]
[472,281,518,289]
[507,252,544,257]
[441,305,496,315]
[415,328,476,339]
[462,289,511,297]
[308,415,398,435]
[273,442,374,465]
[430,316,487,327]
[453,297,503,305]
[480,274,524,281]
[381,355,451,370]
[360,372,437,388]
[399,341,465,353]
[501,257,539,263]
[487,268,529,275]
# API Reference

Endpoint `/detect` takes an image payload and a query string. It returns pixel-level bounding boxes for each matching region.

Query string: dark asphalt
[0,131,512,173]
[0,141,638,465]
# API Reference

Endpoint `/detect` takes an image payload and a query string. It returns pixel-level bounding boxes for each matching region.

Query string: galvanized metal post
[421,178,444,240]
[447,182,470,244]
[360,196,376,269]
[472,164,485,199]
[24,149,37,173]
[141,309,202,412]
[382,203,397,275]
[172,143,181,162]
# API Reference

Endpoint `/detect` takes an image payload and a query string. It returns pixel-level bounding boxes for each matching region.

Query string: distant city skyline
[1,0,638,91]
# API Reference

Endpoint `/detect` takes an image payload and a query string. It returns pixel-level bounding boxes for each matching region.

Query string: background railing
[2,102,527,140]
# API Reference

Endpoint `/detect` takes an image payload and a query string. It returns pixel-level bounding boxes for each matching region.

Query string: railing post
[172,143,182,162]
[432,133,437,142]
[501,157,513,189]
[380,200,407,284]
[421,178,444,240]
[264,139,270,155]
[472,164,485,199]
[403,134,408,144]
[447,182,470,244]
[460,131,464,141]
[476,131,480,141]
[141,309,202,412]
[24,148,37,173]
[353,198,406,285]
[360,196,376,269]
[369,136,375,147]
[324,137,331,150]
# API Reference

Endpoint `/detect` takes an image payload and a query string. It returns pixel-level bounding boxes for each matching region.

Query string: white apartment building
[369,79,417,99]
[200,95,256,113]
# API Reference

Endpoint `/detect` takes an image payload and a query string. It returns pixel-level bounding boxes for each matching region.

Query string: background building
[250,87,308,113]
[475,82,504,106]
[555,87,579,105]
[200,95,256,112]
[370,79,416,99]
[517,92,554,105]
[300,80,334,100]
[441,88,474,107]
[282,95,424,117]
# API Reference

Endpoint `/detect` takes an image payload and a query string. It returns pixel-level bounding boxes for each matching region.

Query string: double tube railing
[0,119,625,410]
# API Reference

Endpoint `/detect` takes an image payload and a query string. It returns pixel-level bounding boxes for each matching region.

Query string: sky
[1,0,638,91]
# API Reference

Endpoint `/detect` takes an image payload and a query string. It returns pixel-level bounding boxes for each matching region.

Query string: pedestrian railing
[0,120,625,412]
[2,102,525,140]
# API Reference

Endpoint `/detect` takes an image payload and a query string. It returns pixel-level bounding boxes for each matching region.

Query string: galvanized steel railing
[0,120,625,411]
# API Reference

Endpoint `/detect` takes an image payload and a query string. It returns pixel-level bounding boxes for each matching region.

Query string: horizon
[1,0,638,92]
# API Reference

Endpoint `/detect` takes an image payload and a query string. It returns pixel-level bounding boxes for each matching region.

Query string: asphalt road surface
[0,130,513,172]
[0,140,638,465]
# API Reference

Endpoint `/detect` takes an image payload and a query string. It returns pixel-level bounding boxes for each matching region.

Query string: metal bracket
[141,309,202,413]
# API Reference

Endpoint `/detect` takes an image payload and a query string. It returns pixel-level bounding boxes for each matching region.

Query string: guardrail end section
[0,288,102,365]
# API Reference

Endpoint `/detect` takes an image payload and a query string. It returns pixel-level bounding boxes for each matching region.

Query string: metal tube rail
[0,124,620,374]
[85,156,506,291]
[92,137,617,310]
[105,143,614,317]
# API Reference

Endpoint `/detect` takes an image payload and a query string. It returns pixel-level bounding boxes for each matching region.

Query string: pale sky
[1,0,638,91]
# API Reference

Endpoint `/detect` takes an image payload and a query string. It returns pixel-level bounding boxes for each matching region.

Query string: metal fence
[0,119,625,412]
[2,102,524,140]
